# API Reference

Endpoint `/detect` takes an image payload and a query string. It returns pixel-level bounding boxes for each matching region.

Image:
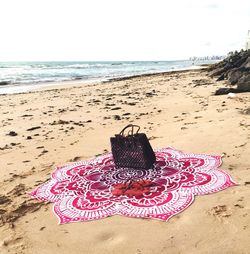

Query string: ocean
[0,61,215,94]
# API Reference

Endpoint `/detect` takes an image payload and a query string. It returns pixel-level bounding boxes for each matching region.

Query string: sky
[0,0,250,61]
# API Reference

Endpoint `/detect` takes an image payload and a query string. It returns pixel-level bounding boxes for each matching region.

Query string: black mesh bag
[110,124,156,169]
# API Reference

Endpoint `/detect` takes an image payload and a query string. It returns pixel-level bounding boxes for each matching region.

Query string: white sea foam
[0,60,218,94]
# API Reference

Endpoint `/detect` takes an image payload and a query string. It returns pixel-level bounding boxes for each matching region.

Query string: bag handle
[119,124,140,136]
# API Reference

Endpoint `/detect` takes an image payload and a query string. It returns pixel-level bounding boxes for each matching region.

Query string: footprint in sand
[7,184,26,197]
[0,195,11,205]
[96,231,125,245]
[209,205,231,218]
[0,236,23,247]
[234,204,244,209]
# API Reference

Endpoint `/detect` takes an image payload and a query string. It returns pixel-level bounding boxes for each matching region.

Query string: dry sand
[0,69,249,254]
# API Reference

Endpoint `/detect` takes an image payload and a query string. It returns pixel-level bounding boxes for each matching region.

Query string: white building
[246,30,250,50]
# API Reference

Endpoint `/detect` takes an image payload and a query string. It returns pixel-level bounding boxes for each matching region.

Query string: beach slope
[0,69,249,254]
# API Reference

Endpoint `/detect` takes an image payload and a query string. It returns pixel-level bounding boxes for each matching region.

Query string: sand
[0,69,249,254]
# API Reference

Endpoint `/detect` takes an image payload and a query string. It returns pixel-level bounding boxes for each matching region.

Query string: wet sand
[0,69,249,254]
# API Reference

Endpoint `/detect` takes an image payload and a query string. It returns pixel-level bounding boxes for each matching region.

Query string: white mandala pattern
[31,147,237,224]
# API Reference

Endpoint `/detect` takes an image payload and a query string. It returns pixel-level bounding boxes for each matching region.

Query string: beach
[0,68,250,254]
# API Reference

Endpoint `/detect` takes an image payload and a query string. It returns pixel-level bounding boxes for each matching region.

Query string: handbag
[110,124,156,169]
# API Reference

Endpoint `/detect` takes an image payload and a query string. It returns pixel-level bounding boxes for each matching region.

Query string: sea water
[0,61,215,94]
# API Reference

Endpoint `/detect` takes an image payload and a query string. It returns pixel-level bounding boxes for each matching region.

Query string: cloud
[203,42,212,47]
[0,0,249,60]
[206,3,220,9]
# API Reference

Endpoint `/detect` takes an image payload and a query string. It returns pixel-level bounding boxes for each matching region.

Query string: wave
[0,60,204,88]
[26,63,113,70]
[0,62,149,72]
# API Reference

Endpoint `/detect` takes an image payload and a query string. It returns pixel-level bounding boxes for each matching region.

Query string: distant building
[246,30,250,50]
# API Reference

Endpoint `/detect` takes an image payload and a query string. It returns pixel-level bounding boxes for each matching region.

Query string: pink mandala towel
[30,147,237,224]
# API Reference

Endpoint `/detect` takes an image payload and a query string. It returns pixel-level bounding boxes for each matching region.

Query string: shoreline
[0,65,207,95]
